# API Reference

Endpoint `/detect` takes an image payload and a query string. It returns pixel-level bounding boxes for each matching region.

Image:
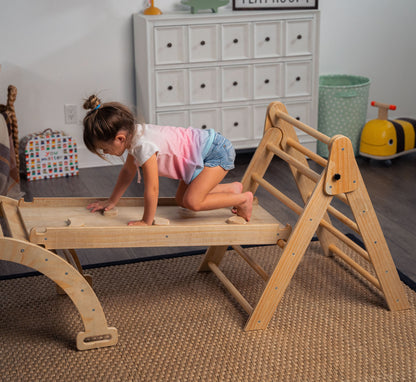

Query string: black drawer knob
[167,85,173,91]
[264,79,270,84]
[297,34,302,40]
[265,37,270,42]
[200,83,206,89]
[167,42,172,48]
[234,122,239,127]
[233,81,238,86]
[296,76,301,81]
[200,41,206,46]
[201,124,207,129]
[233,38,238,44]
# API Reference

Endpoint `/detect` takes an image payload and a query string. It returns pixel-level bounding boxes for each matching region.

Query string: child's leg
[178,166,253,221]
[210,182,243,194]
[176,180,242,207]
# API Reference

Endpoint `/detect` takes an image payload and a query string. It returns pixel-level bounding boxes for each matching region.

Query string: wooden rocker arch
[0,197,118,351]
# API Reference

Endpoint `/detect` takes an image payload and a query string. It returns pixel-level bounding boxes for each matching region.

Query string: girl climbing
[82,95,253,225]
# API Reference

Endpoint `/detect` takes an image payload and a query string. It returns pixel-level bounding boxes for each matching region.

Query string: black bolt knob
[333,173,341,181]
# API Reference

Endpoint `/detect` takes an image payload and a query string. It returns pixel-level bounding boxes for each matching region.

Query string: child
[83,95,253,225]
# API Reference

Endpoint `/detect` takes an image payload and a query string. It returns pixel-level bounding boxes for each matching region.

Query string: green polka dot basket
[317,75,370,157]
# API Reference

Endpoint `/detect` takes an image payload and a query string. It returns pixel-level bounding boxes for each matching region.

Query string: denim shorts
[203,132,235,171]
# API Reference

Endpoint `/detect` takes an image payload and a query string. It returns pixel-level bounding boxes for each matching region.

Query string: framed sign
[233,0,318,11]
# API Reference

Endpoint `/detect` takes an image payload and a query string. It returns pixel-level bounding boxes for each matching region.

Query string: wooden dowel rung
[266,143,321,182]
[207,262,253,315]
[286,137,328,168]
[252,173,370,261]
[327,205,360,234]
[273,109,331,145]
[329,244,381,290]
[319,220,370,262]
[232,245,269,282]
[252,173,303,215]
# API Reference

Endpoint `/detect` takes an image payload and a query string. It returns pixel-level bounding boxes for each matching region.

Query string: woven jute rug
[1,242,416,381]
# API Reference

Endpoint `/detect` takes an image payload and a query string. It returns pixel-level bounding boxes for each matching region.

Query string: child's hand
[87,199,116,213]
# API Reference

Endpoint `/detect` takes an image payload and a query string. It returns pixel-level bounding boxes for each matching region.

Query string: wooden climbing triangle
[199,101,410,331]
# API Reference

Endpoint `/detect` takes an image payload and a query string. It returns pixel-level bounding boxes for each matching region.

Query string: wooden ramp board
[17,197,286,250]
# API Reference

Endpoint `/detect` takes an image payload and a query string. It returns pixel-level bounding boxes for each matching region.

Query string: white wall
[1,0,415,168]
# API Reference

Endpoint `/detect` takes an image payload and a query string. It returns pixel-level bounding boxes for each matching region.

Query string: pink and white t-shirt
[128,124,215,184]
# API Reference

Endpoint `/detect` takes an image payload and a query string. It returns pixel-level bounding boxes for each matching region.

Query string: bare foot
[235,192,253,222]
[230,182,243,213]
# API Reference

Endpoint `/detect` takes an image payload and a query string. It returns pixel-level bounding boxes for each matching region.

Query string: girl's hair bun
[83,95,101,111]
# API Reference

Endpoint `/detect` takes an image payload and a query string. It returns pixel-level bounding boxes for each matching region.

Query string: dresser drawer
[221,65,251,102]
[285,102,312,138]
[285,102,311,125]
[221,23,250,61]
[156,110,188,127]
[154,26,187,65]
[190,108,219,131]
[254,63,283,99]
[189,67,220,104]
[222,106,252,141]
[189,25,219,63]
[285,61,312,97]
[285,19,313,56]
[254,21,282,58]
[155,69,187,106]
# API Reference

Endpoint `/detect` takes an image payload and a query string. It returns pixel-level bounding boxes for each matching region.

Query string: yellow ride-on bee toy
[359,101,416,160]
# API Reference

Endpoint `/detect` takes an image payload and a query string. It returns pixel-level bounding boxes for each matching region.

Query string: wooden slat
[232,245,269,282]
[329,244,381,290]
[273,107,331,145]
[286,137,328,167]
[208,262,253,315]
[266,142,321,182]
[253,173,371,262]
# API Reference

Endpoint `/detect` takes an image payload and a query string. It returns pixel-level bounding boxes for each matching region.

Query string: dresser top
[135,8,319,22]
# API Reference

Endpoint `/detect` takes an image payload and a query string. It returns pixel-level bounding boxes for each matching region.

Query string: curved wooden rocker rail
[0,197,118,351]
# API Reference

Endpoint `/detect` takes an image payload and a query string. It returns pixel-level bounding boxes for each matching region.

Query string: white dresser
[133,10,320,151]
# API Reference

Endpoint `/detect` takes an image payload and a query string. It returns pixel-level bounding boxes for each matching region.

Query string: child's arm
[87,154,137,212]
[128,153,159,226]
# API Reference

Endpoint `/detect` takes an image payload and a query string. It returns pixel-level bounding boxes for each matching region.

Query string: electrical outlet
[64,104,78,124]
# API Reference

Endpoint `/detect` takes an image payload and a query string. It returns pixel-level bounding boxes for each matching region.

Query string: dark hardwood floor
[2,151,416,282]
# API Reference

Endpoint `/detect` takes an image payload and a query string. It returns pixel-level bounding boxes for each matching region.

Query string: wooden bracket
[325,135,359,195]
